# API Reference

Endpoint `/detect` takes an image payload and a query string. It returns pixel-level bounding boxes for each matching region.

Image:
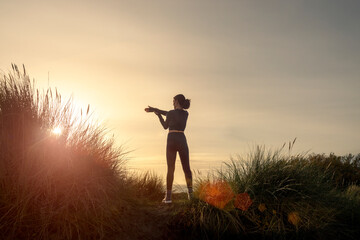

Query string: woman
[145,94,193,203]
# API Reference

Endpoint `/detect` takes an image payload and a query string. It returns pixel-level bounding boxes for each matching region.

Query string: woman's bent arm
[158,114,169,129]
[156,109,168,116]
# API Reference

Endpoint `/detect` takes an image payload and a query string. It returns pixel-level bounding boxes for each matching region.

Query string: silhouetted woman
[145,94,193,203]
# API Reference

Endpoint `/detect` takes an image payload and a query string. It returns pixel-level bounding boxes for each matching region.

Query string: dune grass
[0,65,166,239]
[171,144,360,240]
[127,171,165,202]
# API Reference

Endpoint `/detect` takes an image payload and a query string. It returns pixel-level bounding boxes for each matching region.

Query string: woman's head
[173,94,190,109]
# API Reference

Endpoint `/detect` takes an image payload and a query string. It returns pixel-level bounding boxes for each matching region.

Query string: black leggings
[166,132,192,191]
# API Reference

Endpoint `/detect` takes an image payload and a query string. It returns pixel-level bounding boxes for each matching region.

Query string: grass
[1,64,360,239]
[170,144,360,240]
[0,65,164,239]
[127,171,165,202]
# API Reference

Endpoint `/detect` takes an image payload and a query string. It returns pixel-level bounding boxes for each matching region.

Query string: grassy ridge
[1,65,360,239]
[0,65,164,239]
[170,145,360,240]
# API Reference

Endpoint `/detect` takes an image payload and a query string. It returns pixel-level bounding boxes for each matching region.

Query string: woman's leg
[166,137,177,194]
[178,136,192,191]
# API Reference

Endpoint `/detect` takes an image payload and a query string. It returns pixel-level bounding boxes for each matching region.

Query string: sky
[1,0,360,186]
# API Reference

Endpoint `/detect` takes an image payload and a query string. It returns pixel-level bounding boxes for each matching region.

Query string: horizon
[1,0,360,185]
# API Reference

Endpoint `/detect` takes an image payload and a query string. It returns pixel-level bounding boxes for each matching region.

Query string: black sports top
[157,109,188,131]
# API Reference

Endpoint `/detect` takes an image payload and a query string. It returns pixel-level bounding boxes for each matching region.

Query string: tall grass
[172,144,360,240]
[0,65,136,239]
[221,146,337,236]
[308,153,360,189]
[127,171,165,202]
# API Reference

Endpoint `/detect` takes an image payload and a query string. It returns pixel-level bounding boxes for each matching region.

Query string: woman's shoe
[162,190,172,204]
[162,198,172,204]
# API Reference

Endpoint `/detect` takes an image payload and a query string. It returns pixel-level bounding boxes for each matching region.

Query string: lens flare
[234,192,253,211]
[198,181,235,209]
[52,127,62,135]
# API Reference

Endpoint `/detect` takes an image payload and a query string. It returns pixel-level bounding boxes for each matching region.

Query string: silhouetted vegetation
[308,153,360,189]
[0,65,164,239]
[169,145,360,240]
[1,65,359,239]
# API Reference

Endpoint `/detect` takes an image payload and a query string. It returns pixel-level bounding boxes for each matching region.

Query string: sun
[52,126,62,135]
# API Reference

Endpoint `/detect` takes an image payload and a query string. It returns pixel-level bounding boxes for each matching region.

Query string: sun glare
[52,127,62,135]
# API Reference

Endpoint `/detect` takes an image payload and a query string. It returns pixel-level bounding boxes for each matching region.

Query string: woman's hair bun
[174,94,191,109]
[183,99,191,109]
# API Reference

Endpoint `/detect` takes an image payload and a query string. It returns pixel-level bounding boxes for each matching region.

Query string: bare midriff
[169,130,184,133]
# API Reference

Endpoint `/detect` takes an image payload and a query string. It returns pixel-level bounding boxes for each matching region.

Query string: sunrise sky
[1,0,359,185]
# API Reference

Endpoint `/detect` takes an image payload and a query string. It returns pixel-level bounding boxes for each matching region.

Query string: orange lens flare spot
[288,211,301,226]
[199,181,234,209]
[234,192,253,211]
[258,203,267,212]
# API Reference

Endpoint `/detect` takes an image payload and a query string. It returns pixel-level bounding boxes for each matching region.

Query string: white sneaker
[162,190,172,204]
[162,198,172,204]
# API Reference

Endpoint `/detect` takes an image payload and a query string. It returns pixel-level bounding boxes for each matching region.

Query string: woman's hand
[145,105,154,112]
[145,106,160,115]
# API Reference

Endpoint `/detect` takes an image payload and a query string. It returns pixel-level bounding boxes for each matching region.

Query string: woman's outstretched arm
[156,109,168,116]
[145,106,168,116]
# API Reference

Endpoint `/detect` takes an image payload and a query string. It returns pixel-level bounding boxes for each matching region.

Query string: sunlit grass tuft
[0,64,159,239]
